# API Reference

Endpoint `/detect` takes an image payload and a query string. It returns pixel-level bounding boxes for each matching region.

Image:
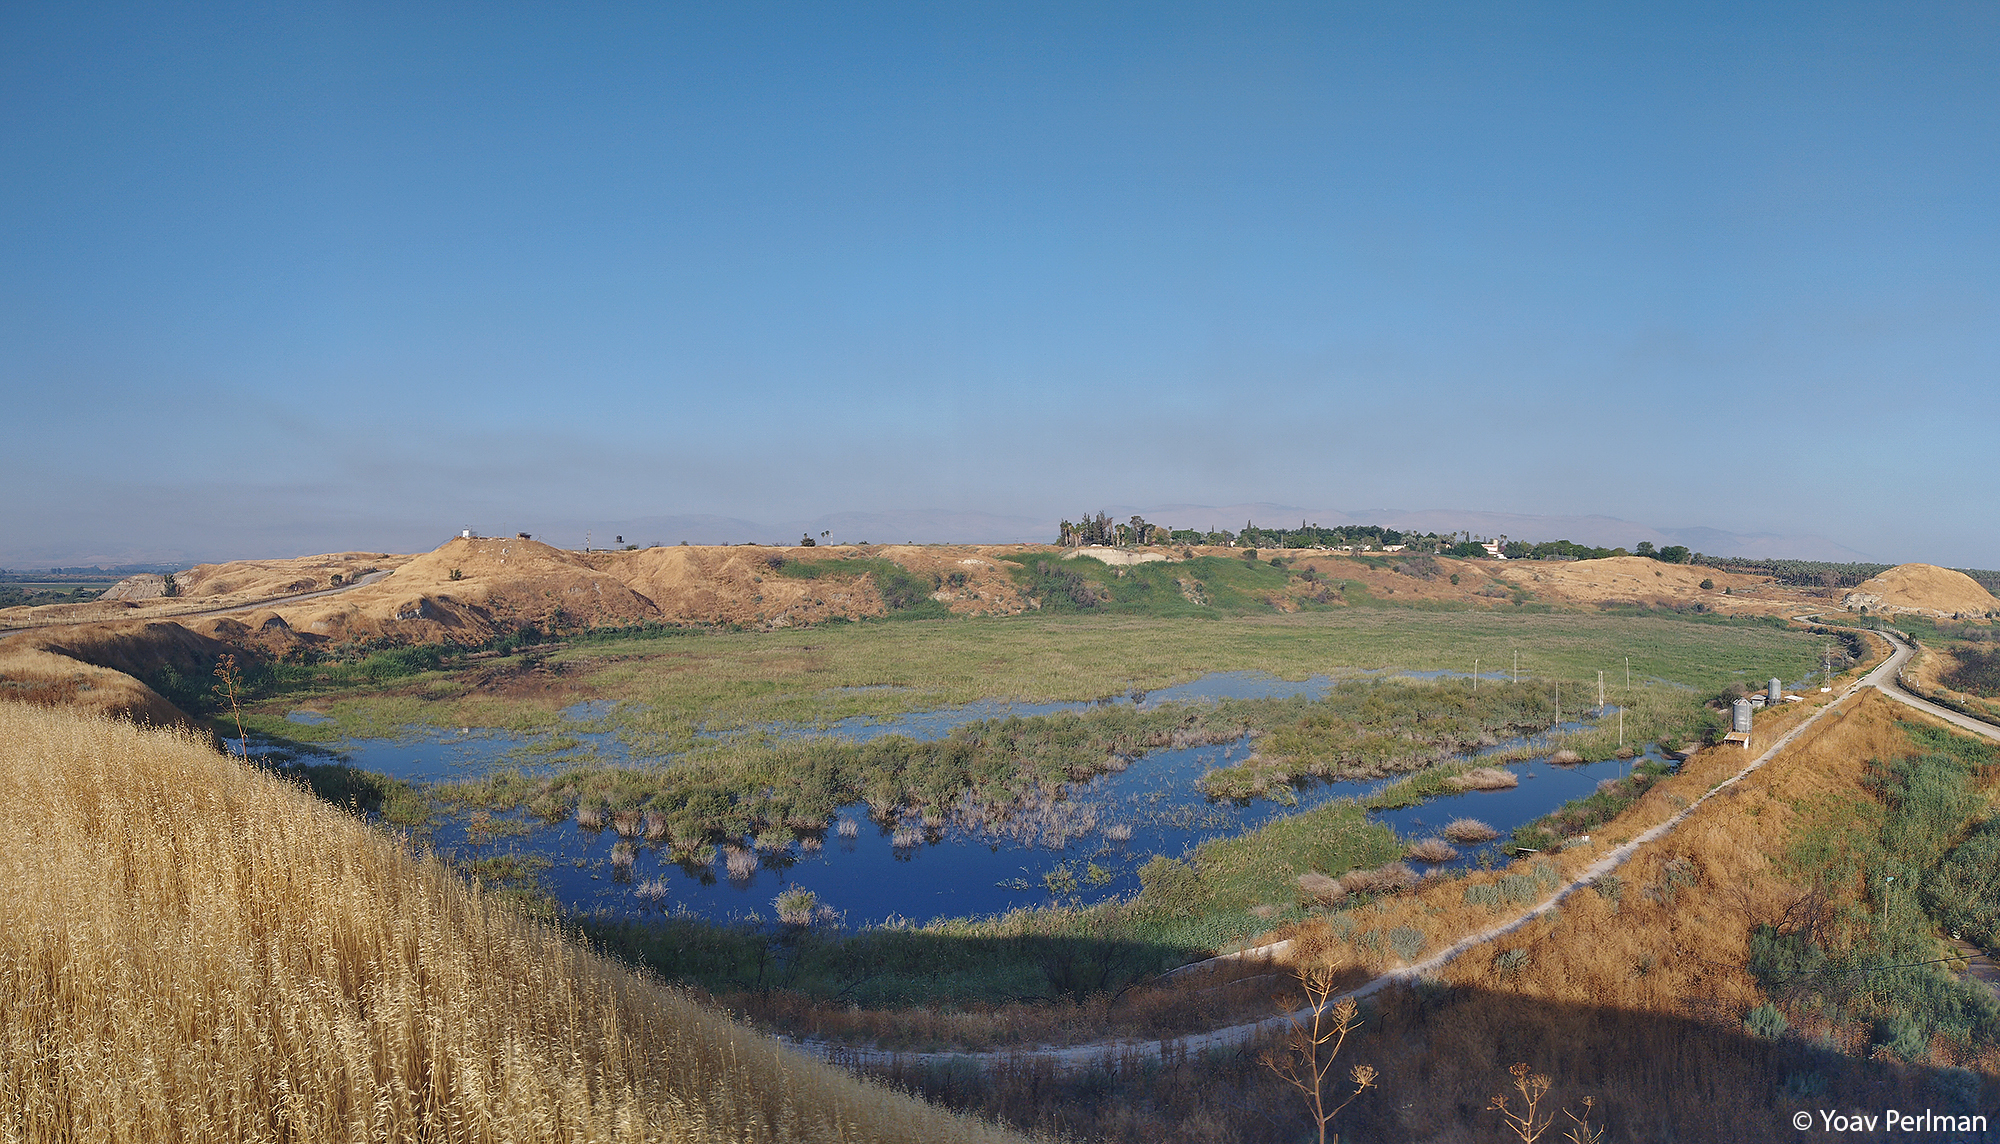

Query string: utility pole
[1474,658,1479,692]
[1618,706,1624,750]
[1513,651,1519,684]
[1553,679,1559,728]
[1625,656,1631,690]
[1598,670,1605,712]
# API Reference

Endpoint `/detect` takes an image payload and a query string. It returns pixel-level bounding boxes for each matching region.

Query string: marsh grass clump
[890,825,924,849]
[723,844,759,879]
[575,802,605,831]
[1296,871,1349,906]
[1339,862,1418,897]
[1103,822,1133,842]
[774,888,819,925]
[612,809,642,837]
[642,812,667,841]
[837,818,860,839]
[609,841,638,879]
[1442,818,1500,843]
[1406,837,1460,864]
[1445,766,1519,791]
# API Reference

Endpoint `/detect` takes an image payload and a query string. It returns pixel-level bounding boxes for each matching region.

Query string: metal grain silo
[1732,697,1754,733]
[1768,678,1783,706]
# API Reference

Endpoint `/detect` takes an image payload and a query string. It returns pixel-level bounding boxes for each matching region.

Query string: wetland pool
[251,671,1661,927]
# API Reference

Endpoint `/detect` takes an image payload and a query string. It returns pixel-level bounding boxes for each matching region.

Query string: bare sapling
[212,654,249,762]
[1260,960,1377,1144]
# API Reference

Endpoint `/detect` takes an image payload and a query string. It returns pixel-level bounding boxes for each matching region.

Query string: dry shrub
[1407,837,1461,863]
[723,844,759,878]
[1297,871,1349,905]
[1446,767,1520,791]
[1443,818,1501,843]
[0,701,1020,1143]
[1339,862,1418,896]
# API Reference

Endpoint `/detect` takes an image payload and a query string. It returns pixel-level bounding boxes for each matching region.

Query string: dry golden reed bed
[0,702,1025,1144]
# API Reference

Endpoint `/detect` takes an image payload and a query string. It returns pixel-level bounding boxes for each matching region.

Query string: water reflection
[248,672,1652,927]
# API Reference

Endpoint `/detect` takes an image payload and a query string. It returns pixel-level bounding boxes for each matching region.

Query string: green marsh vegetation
[240,606,1827,751]
[1751,722,2000,1062]
[443,678,1567,844]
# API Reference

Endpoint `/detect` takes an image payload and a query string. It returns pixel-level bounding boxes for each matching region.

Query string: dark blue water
[252,673,1650,927]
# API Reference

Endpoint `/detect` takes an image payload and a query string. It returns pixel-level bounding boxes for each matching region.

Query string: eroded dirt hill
[1843,564,1999,619]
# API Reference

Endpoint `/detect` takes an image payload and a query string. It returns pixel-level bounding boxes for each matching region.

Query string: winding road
[792,627,2000,1074]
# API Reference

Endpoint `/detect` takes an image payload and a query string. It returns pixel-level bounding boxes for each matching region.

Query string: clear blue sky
[4,3,1996,566]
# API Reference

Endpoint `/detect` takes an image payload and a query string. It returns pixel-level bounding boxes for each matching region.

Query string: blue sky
[4,3,1996,566]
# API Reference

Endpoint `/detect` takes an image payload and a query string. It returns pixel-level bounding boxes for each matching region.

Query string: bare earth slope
[1844,563,1999,618]
[0,551,408,629]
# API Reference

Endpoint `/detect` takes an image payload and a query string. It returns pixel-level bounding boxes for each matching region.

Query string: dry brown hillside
[0,620,243,727]
[0,550,409,630]
[1491,555,1783,613]
[252,538,1037,645]
[0,701,1026,1143]
[1844,563,1999,618]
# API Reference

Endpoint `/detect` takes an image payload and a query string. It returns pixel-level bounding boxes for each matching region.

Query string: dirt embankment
[0,551,408,630]
[1844,564,1999,619]
[0,621,243,728]
[246,538,1039,647]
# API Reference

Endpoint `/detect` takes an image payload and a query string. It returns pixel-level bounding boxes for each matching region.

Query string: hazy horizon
[5,5,1996,567]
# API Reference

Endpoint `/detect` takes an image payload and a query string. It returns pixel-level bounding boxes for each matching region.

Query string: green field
[246,608,1826,750]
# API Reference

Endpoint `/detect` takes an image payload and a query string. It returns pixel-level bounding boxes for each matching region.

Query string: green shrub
[1388,926,1425,961]
[1925,819,2000,953]
[1872,1013,1929,1061]
[1745,1003,1788,1040]
[1463,883,1502,908]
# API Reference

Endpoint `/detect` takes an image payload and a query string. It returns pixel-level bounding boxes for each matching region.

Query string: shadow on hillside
[873,979,2000,1144]
[579,913,1210,1008]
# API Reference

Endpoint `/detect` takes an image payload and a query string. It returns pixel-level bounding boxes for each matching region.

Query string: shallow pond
[251,672,1658,927]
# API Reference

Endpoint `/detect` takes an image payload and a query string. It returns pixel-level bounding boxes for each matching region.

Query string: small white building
[1480,541,1506,559]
